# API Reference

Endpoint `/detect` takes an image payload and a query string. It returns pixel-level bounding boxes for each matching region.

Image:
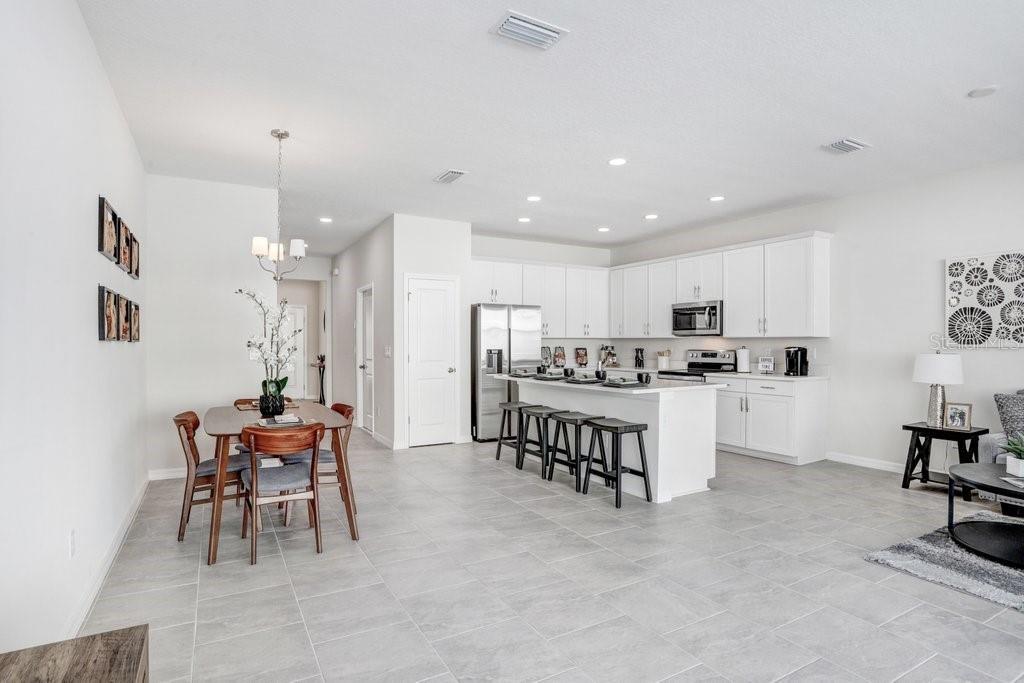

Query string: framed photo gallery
[98,196,140,342]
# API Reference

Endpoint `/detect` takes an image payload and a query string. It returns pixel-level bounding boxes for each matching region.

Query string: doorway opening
[277,279,327,400]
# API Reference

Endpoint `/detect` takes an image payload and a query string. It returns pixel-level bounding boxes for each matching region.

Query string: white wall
[0,0,148,651]
[331,217,395,445]
[145,175,277,475]
[611,160,1024,470]
[394,215,474,447]
[472,234,611,267]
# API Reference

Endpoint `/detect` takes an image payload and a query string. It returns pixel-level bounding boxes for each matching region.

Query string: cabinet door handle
[759,385,775,390]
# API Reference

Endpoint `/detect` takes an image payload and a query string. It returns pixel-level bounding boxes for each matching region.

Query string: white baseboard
[826,450,905,473]
[66,477,148,639]
[373,433,394,449]
[149,466,186,480]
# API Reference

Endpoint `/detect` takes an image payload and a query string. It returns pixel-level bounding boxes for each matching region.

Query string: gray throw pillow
[994,392,1024,437]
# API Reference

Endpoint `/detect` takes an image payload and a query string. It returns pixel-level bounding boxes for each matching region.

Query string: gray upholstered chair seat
[241,463,312,494]
[280,448,335,465]
[196,453,251,477]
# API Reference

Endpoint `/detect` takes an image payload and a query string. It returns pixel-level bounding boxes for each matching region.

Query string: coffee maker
[785,346,808,376]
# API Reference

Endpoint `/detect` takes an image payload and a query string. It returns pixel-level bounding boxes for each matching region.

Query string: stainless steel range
[657,349,736,383]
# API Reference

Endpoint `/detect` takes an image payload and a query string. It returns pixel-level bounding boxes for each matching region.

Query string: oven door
[672,301,723,336]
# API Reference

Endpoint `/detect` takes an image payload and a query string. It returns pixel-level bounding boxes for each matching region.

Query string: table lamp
[912,352,963,427]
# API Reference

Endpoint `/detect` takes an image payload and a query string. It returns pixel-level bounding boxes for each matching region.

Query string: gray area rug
[866,511,1024,611]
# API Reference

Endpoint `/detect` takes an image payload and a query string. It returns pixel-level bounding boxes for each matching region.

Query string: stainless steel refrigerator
[471,304,542,441]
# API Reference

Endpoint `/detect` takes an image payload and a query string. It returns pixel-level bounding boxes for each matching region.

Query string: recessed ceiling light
[319,217,333,223]
[967,85,999,98]
[644,214,659,220]
[518,217,531,223]
[608,158,627,166]
[709,196,725,202]
[526,195,541,202]
[597,226,611,232]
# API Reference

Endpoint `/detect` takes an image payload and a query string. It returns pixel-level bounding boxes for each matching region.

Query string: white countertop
[497,374,726,395]
[703,372,829,382]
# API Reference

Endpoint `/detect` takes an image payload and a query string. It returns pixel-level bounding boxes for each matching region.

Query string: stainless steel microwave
[672,300,723,336]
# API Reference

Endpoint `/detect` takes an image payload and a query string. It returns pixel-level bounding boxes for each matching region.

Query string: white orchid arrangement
[237,289,301,396]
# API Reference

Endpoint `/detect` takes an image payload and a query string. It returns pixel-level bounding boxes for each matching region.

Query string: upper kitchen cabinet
[647,261,676,338]
[469,260,523,304]
[621,265,649,337]
[565,267,609,337]
[609,268,624,337]
[522,263,566,337]
[722,234,830,338]
[676,252,723,303]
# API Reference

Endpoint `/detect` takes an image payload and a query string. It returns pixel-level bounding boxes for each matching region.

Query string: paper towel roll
[736,347,750,373]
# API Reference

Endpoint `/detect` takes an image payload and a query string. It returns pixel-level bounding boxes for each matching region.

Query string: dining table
[202,400,358,564]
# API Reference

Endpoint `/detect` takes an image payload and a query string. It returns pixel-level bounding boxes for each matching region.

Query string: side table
[901,422,989,501]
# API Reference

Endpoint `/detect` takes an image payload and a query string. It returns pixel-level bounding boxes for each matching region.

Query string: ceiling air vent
[823,138,871,154]
[433,169,466,184]
[496,11,566,50]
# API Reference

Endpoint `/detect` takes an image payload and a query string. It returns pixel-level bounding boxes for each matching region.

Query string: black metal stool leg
[582,429,599,494]
[495,409,507,461]
[613,434,623,508]
[637,432,652,502]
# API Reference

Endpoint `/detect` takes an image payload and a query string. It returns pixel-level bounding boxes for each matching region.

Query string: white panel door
[542,265,566,337]
[675,256,701,302]
[564,267,588,338]
[716,391,746,448]
[284,305,307,398]
[408,278,457,446]
[609,269,624,337]
[745,394,794,455]
[647,261,676,338]
[587,268,609,337]
[622,266,648,337]
[723,245,765,337]
[491,262,523,304]
[764,238,811,338]
[699,252,724,301]
[469,261,494,304]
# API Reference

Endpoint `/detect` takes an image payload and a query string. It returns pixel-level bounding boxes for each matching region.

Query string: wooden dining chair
[173,411,249,542]
[280,403,356,514]
[240,423,326,564]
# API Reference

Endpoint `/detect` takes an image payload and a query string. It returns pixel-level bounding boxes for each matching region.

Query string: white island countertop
[497,374,726,395]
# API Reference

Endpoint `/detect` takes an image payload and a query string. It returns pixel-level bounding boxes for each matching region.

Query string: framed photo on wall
[118,296,131,340]
[97,197,118,262]
[130,302,140,341]
[98,286,118,341]
[943,402,973,430]
[130,235,140,279]
[118,220,132,272]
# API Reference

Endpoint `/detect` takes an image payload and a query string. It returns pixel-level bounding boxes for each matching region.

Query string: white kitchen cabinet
[622,266,648,337]
[523,264,565,337]
[676,252,723,303]
[565,267,608,337]
[715,391,747,448]
[470,260,523,304]
[708,375,829,465]
[609,269,624,337]
[648,261,676,338]
[722,245,765,337]
[764,237,830,337]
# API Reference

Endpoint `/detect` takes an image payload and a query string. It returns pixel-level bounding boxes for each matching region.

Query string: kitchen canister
[736,346,751,373]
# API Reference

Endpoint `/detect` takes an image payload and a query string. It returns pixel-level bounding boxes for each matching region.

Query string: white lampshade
[912,353,963,385]
[250,236,269,256]
[289,239,306,258]
[267,242,283,262]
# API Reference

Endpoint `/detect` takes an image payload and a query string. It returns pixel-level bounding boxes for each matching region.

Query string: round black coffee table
[947,463,1024,569]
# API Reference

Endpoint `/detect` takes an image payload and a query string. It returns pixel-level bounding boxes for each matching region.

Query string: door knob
[448,367,456,373]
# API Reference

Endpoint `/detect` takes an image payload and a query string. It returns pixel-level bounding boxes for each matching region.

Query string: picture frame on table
[98,286,118,341]
[943,402,973,430]
[118,220,132,272]
[130,302,140,342]
[97,197,118,262]
[118,296,131,341]
[129,235,140,279]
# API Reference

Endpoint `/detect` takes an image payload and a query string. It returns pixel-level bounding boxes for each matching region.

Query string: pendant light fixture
[250,129,306,281]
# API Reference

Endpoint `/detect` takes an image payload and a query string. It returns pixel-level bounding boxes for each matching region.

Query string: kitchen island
[497,375,725,503]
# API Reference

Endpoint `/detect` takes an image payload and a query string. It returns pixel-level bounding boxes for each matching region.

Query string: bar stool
[518,405,563,477]
[549,411,606,492]
[583,418,652,508]
[495,401,537,462]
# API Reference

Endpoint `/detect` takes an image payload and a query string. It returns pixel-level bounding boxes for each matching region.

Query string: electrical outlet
[69,529,76,558]
[384,345,392,359]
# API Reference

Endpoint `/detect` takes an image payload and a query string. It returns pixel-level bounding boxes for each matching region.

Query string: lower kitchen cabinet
[709,375,828,465]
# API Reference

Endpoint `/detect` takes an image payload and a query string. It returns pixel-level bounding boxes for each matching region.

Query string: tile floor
[82,430,1024,682]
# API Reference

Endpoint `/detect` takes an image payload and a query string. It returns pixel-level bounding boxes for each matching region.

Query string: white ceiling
[78,0,1024,255]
